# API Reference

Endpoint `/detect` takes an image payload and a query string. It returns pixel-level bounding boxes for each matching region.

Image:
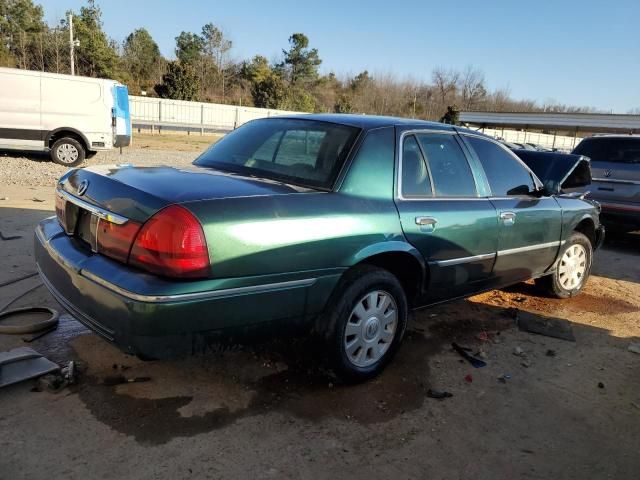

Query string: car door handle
[415,216,437,232]
[500,211,516,226]
[415,216,437,226]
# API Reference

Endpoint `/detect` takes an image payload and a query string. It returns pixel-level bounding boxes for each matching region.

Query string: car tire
[535,232,592,298]
[320,265,408,383]
[50,137,85,167]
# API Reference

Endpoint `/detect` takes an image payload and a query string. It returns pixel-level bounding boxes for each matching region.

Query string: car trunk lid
[55,164,310,266]
[58,164,309,222]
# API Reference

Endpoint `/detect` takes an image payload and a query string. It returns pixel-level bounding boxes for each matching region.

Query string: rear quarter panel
[185,192,406,278]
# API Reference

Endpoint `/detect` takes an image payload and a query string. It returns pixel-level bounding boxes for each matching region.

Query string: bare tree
[432,67,460,106]
[460,65,487,110]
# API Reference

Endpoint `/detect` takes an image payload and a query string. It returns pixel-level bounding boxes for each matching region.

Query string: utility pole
[68,13,76,75]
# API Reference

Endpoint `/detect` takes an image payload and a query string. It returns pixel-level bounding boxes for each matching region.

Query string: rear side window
[401,135,432,197]
[573,137,640,164]
[415,133,477,197]
[465,135,536,196]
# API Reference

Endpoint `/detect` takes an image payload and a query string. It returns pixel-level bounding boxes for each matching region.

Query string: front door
[461,134,562,284]
[395,130,499,302]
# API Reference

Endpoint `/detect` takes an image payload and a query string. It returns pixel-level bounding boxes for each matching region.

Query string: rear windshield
[573,137,640,164]
[194,118,360,189]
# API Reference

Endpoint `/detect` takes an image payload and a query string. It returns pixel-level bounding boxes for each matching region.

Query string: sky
[39,0,640,113]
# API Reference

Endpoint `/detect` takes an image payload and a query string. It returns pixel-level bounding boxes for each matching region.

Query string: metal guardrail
[129,96,302,133]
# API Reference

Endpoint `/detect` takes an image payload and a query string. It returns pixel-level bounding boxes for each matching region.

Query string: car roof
[584,134,640,140]
[275,113,457,131]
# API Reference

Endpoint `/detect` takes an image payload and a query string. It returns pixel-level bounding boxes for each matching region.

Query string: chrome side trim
[429,252,495,267]
[593,177,640,186]
[80,270,317,303]
[497,241,561,257]
[57,189,129,225]
[429,241,563,266]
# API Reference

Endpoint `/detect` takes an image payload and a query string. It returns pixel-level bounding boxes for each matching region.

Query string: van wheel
[320,265,408,383]
[50,137,85,167]
[535,232,592,298]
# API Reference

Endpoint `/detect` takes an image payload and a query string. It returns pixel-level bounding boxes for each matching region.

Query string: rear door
[573,137,640,210]
[462,134,562,284]
[395,129,499,302]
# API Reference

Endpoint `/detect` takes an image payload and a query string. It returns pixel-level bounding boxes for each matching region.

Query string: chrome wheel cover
[56,143,79,164]
[343,290,398,368]
[558,244,587,290]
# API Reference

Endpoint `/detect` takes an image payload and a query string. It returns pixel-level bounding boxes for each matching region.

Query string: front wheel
[50,137,85,167]
[321,265,408,383]
[535,232,592,298]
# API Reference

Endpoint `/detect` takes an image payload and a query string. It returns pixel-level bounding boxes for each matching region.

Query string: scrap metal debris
[427,389,453,400]
[0,347,59,388]
[0,271,38,289]
[102,375,152,386]
[515,310,576,342]
[0,230,22,241]
[22,324,58,343]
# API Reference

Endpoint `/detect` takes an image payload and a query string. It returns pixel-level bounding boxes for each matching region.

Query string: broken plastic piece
[0,347,59,388]
[427,389,453,399]
[452,342,487,368]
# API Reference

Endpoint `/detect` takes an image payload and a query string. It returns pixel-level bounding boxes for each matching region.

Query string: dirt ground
[0,159,639,479]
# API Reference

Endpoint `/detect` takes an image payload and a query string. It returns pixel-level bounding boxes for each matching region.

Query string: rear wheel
[535,232,592,298]
[50,137,85,167]
[321,265,408,383]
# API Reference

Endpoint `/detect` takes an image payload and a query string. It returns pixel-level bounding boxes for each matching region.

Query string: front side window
[465,135,536,196]
[194,119,360,189]
[415,133,477,197]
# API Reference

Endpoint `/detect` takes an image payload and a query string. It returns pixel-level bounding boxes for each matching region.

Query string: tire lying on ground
[50,137,85,167]
[0,307,59,334]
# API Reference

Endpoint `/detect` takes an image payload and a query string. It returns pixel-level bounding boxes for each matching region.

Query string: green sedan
[36,114,604,381]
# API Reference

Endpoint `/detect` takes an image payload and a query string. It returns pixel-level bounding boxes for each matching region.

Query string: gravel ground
[0,148,199,188]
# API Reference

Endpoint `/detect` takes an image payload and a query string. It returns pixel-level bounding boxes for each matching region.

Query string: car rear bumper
[35,217,341,358]
[598,201,640,228]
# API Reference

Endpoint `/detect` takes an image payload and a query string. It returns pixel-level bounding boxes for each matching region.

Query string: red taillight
[97,220,141,263]
[128,205,209,278]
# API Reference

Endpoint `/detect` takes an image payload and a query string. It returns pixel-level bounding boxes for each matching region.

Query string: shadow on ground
[67,296,638,445]
[0,149,50,163]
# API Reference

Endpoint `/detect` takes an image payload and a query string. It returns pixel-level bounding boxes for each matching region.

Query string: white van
[0,67,131,167]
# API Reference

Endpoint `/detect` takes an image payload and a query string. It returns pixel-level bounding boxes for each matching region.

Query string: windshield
[194,118,360,189]
[573,137,640,164]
